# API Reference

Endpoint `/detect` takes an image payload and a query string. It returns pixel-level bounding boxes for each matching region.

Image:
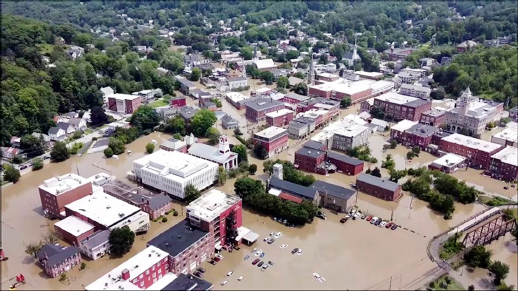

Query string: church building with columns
[187,135,239,170]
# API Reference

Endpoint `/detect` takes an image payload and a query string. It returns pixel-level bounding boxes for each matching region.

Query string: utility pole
[389,276,392,291]
[408,195,414,218]
[390,207,394,221]
[76,165,80,176]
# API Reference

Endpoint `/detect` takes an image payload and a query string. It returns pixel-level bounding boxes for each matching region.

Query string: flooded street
[1,101,512,290]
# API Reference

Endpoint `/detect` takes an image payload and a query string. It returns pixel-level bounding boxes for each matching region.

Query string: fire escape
[225,210,238,247]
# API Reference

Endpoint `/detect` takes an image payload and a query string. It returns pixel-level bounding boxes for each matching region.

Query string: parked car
[216,254,224,259]
[227,271,233,277]
[391,224,398,230]
[366,216,372,221]
[370,217,378,224]
[252,259,260,265]
[214,257,221,262]
[221,281,228,286]
[209,260,216,265]
[43,155,50,160]
[374,219,382,226]
[19,165,28,170]
[361,215,366,220]
[257,261,264,267]
[194,271,203,278]
[340,217,348,223]
[238,276,243,281]
[386,222,393,229]
[380,221,387,228]
[262,264,269,270]
[291,248,299,254]
[297,249,303,254]
[197,268,206,273]
[268,238,275,244]
[268,261,275,266]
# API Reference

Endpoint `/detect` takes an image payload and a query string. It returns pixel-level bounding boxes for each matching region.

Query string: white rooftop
[442,133,502,153]
[255,126,288,139]
[226,92,249,103]
[134,150,215,179]
[186,189,241,222]
[254,59,276,69]
[431,153,466,168]
[54,216,94,236]
[370,80,394,92]
[391,120,418,132]
[40,173,91,196]
[333,123,369,137]
[356,71,384,78]
[491,128,518,144]
[188,143,238,164]
[375,92,419,105]
[266,109,294,118]
[343,114,368,126]
[310,79,375,95]
[85,246,169,291]
[255,87,272,93]
[491,146,518,167]
[108,93,140,101]
[86,172,116,187]
[65,192,141,228]
[297,109,328,119]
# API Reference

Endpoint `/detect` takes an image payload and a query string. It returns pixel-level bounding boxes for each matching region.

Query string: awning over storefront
[235,226,251,242]
[242,231,259,245]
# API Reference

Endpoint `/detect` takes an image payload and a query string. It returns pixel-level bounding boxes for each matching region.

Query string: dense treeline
[0,14,184,146]
[433,46,518,107]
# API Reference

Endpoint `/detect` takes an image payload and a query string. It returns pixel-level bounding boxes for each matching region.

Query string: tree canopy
[109,226,135,257]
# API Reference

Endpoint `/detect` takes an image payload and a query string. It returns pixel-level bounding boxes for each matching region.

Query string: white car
[297,249,303,254]
[379,221,387,228]
[350,209,356,215]
[354,212,361,219]
[221,281,228,285]
[274,232,282,238]
[227,271,233,277]
[263,237,269,242]
[216,254,224,259]
[238,276,243,281]
[280,244,288,249]
[371,217,379,224]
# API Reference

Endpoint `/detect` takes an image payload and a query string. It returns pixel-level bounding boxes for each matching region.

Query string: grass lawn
[427,275,465,291]
[150,99,168,108]
[479,195,516,206]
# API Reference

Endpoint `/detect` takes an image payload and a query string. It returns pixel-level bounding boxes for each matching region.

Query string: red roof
[279,192,303,204]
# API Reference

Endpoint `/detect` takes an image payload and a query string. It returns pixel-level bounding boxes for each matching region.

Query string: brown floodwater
[0,101,507,290]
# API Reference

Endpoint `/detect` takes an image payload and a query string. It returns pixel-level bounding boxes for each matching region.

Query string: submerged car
[252,259,260,265]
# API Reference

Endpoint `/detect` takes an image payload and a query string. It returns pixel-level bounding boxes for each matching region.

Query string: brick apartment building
[186,189,243,248]
[39,174,94,219]
[265,109,294,127]
[356,173,402,201]
[327,151,364,175]
[383,47,417,61]
[391,121,439,149]
[245,98,284,122]
[108,94,141,114]
[369,92,432,121]
[308,79,374,103]
[282,92,310,105]
[294,147,327,174]
[315,72,340,83]
[253,126,289,158]
[439,133,504,169]
[419,109,446,127]
[488,146,518,181]
[37,244,81,278]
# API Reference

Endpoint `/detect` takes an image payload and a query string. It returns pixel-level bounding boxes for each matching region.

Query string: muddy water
[0,108,506,291]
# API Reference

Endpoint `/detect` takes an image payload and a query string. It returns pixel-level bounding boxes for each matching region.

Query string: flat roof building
[428,153,467,173]
[133,150,218,199]
[54,216,95,246]
[440,133,504,169]
[489,146,518,181]
[188,136,239,170]
[491,128,518,147]
[65,192,150,233]
[161,273,213,290]
[107,93,142,114]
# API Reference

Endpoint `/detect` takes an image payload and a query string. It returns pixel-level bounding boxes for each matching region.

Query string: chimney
[121,269,130,280]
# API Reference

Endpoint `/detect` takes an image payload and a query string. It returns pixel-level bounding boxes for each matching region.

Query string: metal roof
[311,181,356,200]
[327,151,364,166]
[147,219,208,257]
[356,173,399,192]
[269,177,317,199]
[80,230,110,250]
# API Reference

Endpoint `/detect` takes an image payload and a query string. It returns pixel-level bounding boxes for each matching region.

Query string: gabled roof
[222,114,239,125]
[311,180,356,200]
[356,173,399,192]
[57,122,74,131]
[269,177,317,199]
[80,230,110,250]
[68,118,84,126]
[48,127,64,135]
[148,194,173,211]
[327,151,364,166]
[228,77,247,82]
[37,244,80,267]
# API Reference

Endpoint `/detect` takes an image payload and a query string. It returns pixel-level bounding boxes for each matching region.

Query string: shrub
[80,262,86,270]
[12,155,23,164]
[146,143,155,154]
[162,217,168,223]
[173,210,179,216]
[104,147,114,158]
[73,131,83,139]
[32,158,44,171]
[92,137,98,141]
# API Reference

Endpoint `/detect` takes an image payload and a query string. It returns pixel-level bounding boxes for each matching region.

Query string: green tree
[165,116,186,135]
[3,164,21,183]
[240,46,254,60]
[277,76,289,89]
[248,164,257,175]
[497,283,515,291]
[431,87,446,100]
[145,143,155,154]
[260,71,275,85]
[32,157,44,171]
[217,166,227,185]
[90,106,108,125]
[468,285,475,291]
[130,105,160,132]
[340,97,352,109]
[104,147,114,158]
[108,137,126,155]
[184,184,201,202]
[231,144,248,163]
[109,226,135,257]
[191,109,217,136]
[234,177,264,199]
[190,67,201,81]
[389,140,398,149]
[206,127,221,145]
[489,261,510,285]
[50,141,70,162]
[254,143,268,160]
[463,245,492,268]
[25,241,43,257]
[389,169,407,182]
[382,154,396,170]
[286,50,300,60]
[292,82,308,95]
[12,155,23,164]
[20,134,45,158]
[371,167,382,178]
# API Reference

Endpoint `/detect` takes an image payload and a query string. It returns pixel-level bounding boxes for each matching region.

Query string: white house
[79,230,110,261]
[227,77,248,90]
[100,87,114,103]
[57,122,76,136]
[68,118,87,132]
[48,127,67,141]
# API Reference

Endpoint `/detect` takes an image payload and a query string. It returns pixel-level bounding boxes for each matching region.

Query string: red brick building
[372,92,432,121]
[356,173,402,201]
[108,94,141,114]
[171,96,187,108]
[383,48,417,61]
[37,244,81,278]
[419,109,446,127]
[282,92,310,105]
[54,216,95,246]
[245,98,284,122]
[294,147,327,174]
[253,126,289,158]
[439,133,504,169]
[392,122,439,149]
[265,109,294,127]
[39,174,94,219]
[315,72,340,83]
[488,146,518,181]
[327,151,365,176]
[309,81,373,102]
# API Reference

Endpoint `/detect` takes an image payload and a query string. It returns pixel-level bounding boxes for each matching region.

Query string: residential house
[99,87,114,103]
[457,40,478,53]
[79,230,110,261]
[175,76,197,95]
[179,106,200,122]
[1,147,20,159]
[227,77,248,90]
[68,118,87,132]
[508,106,518,122]
[68,46,84,59]
[222,114,239,129]
[311,181,357,213]
[32,132,51,146]
[9,136,21,148]
[36,243,81,278]
[48,127,67,142]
